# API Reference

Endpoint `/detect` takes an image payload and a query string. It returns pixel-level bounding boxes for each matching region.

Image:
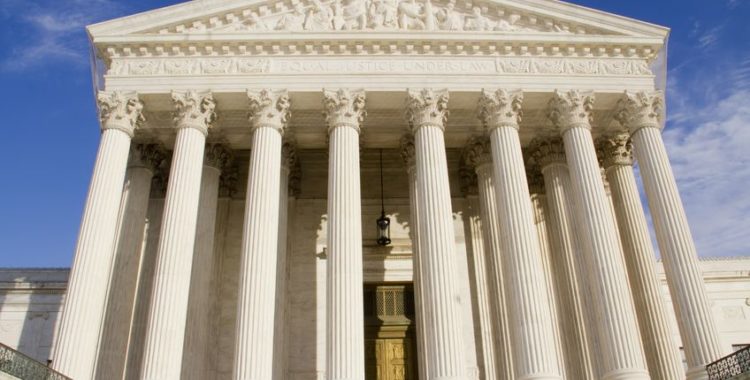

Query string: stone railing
[0,342,70,380]
[707,345,750,380]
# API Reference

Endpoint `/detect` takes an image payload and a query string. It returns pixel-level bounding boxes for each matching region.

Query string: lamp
[376,149,391,246]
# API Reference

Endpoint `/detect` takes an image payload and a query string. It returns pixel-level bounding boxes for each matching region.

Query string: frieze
[108,57,652,77]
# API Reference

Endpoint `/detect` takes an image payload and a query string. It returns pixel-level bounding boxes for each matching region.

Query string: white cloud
[659,89,750,257]
[1,0,124,71]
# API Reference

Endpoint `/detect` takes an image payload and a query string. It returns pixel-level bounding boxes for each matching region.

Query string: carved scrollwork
[323,88,367,131]
[404,88,449,132]
[204,143,234,170]
[459,159,478,196]
[462,135,492,170]
[477,89,523,131]
[528,137,566,169]
[130,143,167,171]
[97,91,145,137]
[171,90,217,135]
[547,89,595,133]
[614,91,664,133]
[247,89,292,133]
[596,133,633,169]
[399,134,416,169]
[219,164,240,198]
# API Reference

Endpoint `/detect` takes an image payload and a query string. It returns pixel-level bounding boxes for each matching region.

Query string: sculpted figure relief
[194,0,555,33]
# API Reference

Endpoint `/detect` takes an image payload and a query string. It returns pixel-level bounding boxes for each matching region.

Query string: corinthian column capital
[204,143,234,170]
[323,88,367,132]
[547,90,595,133]
[281,138,298,171]
[248,89,292,134]
[129,143,167,171]
[399,134,416,169]
[477,89,523,131]
[459,160,479,196]
[171,90,217,136]
[405,88,450,132]
[596,133,634,169]
[462,135,493,169]
[614,91,665,133]
[97,91,145,137]
[528,137,566,169]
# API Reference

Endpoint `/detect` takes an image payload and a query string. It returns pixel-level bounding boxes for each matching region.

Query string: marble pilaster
[478,89,561,380]
[615,91,724,379]
[52,91,143,380]
[233,89,290,380]
[141,90,217,380]
[405,89,466,379]
[547,90,648,380]
[324,88,367,380]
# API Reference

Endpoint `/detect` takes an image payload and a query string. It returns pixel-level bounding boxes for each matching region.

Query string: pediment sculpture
[199,0,575,33]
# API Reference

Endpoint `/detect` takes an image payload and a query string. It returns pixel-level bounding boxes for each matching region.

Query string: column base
[601,368,651,380]
[686,365,709,380]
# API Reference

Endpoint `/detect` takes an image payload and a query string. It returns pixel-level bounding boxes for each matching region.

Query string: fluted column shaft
[401,136,429,379]
[549,90,648,380]
[531,140,596,380]
[141,91,216,380]
[97,144,164,380]
[479,89,561,380]
[52,92,142,380]
[599,136,684,380]
[325,89,366,380]
[234,89,290,380]
[406,89,465,379]
[183,144,231,380]
[615,91,723,379]
[475,162,514,380]
[464,195,499,380]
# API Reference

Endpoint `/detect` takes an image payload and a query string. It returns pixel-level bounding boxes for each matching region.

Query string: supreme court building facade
[48,0,729,379]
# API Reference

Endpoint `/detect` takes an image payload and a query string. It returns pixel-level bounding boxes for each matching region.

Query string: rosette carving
[547,89,595,133]
[97,91,145,137]
[171,90,217,135]
[477,89,523,130]
[596,133,634,168]
[614,91,664,133]
[247,89,292,133]
[528,137,566,169]
[404,88,450,132]
[323,88,367,132]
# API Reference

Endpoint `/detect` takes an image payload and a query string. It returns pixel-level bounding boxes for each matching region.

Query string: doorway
[364,284,418,380]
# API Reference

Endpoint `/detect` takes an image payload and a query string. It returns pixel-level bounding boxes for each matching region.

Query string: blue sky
[0,0,748,267]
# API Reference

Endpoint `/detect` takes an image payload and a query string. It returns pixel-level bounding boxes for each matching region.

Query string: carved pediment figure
[305,0,334,30]
[398,0,425,30]
[276,3,307,31]
[341,0,368,30]
[369,0,398,29]
[464,6,493,31]
[436,2,463,31]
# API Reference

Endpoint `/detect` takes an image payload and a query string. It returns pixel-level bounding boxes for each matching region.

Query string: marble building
[2,0,742,379]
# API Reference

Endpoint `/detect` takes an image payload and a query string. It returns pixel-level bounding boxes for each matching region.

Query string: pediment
[88,0,669,39]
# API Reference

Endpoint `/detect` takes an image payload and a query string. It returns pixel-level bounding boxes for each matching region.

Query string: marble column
[141,90,217,380]
[459,160,499,380]
[547,90,648,380]
[464,137,514,380]
[233,89,291,380]
[597,133,684,379]
[123,171,168,380]
[405,89,466,379]
[477,89,561,380]
[52,91,143,380]
[529,137,597,380]
[526,166,567,378]
[182,143,233,380]
[96,143,166,380]
[324,88,367,380]
[614,91,723,379]
[273,141,298,380]
[400,135,429,379]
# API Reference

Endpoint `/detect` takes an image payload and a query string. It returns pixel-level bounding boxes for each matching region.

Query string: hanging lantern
[376,149,391,246]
